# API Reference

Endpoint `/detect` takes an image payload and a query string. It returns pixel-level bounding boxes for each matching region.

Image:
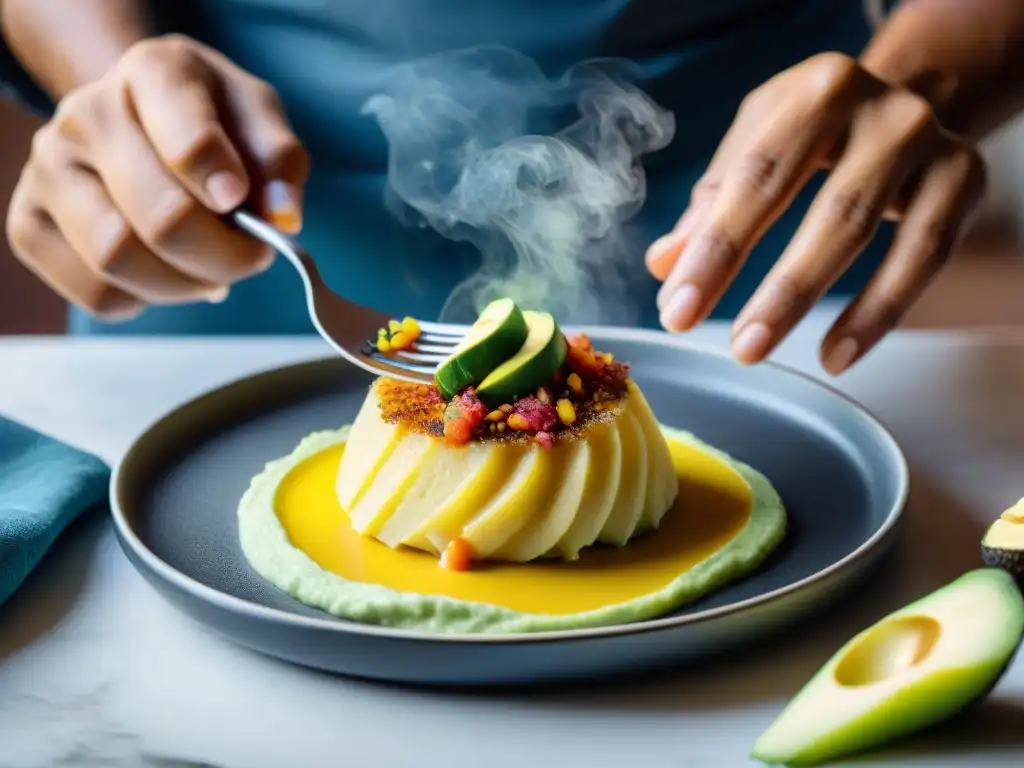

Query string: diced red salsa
[376,333,630,448]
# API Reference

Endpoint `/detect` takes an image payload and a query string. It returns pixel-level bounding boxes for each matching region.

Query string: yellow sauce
[275,438,753,614]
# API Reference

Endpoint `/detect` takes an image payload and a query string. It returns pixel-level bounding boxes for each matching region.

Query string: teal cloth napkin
[0,416,109,606]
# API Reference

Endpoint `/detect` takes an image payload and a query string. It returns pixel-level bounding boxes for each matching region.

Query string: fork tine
[364,351,437,375]
[412,342,460,355]
[393,350,450,365]
[416,320,469,337]
[416,332,462,347]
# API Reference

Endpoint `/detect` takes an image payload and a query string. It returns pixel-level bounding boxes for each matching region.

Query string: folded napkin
[0,416,110,606]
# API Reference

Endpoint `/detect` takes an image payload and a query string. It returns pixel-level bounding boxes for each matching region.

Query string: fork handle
[230,209,326,289]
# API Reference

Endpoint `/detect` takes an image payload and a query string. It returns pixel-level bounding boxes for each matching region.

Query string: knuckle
[690,176,721,203]
[763,273,815,322]
[89,213,136,274]
[911,218,958,269]
[52,88,100,143]
[735,151,784,198]
[955,145,987,197]
[693,229,742,272]
[28,124,58,161]
[140,190,197,244]
[80,284,136,317]
[264,134,309,178]
[175,120,230,169]
[824,189,880,243]
[805,51,858,99]
[5,204,42,261]
[124,34,197,73]
[888,91,936,138]
[249,78,285,113]
[865,298,903,335]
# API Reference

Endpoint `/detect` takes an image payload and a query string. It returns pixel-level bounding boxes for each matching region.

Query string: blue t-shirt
[2,0,896,335]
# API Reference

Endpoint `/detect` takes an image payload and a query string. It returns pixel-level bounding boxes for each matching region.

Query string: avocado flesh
[476,311,566,406]
[434,297,528,399]
[752,569,1024,766]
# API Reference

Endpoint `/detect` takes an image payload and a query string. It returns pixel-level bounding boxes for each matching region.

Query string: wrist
[1,0,151,98]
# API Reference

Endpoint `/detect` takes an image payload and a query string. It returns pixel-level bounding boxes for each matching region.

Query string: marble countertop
[2,318,1023,767]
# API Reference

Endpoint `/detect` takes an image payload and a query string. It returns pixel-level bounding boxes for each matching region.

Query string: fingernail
[265,180,302,234]
[732,322,772,364]
[204,286,230,304]
[823,337,860,375]
[206,171,248,212]
[659,284,702,332]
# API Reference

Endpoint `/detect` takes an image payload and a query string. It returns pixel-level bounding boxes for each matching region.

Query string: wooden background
[2,97,1022,335]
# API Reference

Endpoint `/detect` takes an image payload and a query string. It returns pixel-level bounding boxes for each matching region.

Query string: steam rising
[362,46,675,324]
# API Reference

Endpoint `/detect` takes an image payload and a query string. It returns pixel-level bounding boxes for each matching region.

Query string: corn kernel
[601,352,614,364]
[377,328,388,337]
[388,319,402,334]
[496,422,507,433]
[489,423,496,433]
[536,387,552,404]
[567,372,583,395]
[556,398,576,426]
[499,403,514,414]
[376,337,391,353]
[390,331,410,350]
[507,413,529,431]
[486,409,506,423]
[400,316,421,339]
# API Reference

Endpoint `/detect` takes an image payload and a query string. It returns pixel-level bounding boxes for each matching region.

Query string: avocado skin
[981,545,1024,584]
[981,520,1024,585]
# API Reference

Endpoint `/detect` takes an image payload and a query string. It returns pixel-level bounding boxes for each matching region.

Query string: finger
[6,184,142,321]
[820,145,985,374]
[44,163,227,305]
[655,54,875,332]
[124,38,250,213]
[644,82,786,284]
[729,90,945,365]
[645,97,764,283]
[87,102,273,286]
[645,194,713,282]
[210,53,309,233]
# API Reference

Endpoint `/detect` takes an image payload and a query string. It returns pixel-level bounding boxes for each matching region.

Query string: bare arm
[1,0,151,98]
[862,0,1024,138]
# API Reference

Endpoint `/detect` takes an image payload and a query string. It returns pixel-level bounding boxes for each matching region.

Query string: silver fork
[232,210,468,384]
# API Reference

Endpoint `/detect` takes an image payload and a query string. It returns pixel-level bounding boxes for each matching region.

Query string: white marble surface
[2,315,1024,768]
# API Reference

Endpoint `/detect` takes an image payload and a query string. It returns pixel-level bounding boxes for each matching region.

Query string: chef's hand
[5,34,308,320]
[646,52,986,375]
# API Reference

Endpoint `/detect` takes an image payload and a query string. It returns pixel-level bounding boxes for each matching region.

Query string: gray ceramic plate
[110,329,908,686]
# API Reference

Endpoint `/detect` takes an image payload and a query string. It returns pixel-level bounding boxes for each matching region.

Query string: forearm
[861,0,1024,138]
[0,0,151,99]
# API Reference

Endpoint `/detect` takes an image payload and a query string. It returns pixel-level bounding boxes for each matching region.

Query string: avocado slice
[476,311,567,406]
[752,568,1024,766]
[434,298,529,400]
[982,497,1024,581]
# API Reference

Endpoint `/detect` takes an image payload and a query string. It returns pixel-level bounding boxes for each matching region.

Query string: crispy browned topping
[374,377,625,445]
[375,378,446,438]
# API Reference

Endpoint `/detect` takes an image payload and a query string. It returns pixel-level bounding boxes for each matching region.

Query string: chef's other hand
[5,34,309,320]
[646,52,985,375]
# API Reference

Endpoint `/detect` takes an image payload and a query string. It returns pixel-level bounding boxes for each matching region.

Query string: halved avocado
[752,568,1024,766]
[475,311,567,406]
[434,298,528,400]
[982,497,1024,581]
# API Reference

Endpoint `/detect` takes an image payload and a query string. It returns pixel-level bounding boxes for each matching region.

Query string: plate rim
[109,327,909,645]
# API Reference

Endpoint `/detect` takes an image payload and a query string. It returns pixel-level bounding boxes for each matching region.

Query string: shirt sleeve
[0,38,55,116]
